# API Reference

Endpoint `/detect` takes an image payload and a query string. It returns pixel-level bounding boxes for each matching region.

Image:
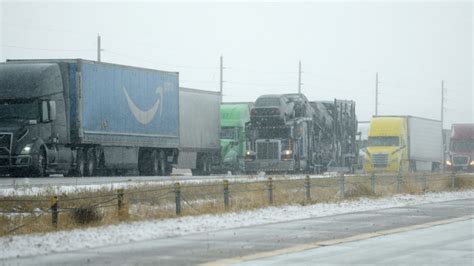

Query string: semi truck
[0,59,180,177]
[177,87,221,175]
[220,102,252,173]
[446,123,474,172]
[244,94,358,173]
[363,116,443,173]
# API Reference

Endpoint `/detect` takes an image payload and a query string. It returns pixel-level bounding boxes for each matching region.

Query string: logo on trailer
[123,86,163,125]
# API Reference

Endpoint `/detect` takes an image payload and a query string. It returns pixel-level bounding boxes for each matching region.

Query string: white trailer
[407,116,443,171]
[177,87,221,175]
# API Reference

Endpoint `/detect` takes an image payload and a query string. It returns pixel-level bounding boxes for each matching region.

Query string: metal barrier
[1,172,472,235]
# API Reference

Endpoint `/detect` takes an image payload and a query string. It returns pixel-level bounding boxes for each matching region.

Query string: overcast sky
[1,1,472,128]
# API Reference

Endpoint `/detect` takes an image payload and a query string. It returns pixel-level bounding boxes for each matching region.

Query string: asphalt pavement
[2,198,473,265]
[235,219,474,265]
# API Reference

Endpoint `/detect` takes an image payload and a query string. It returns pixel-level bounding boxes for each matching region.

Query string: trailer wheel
[75,149,85,177]
[146,150,157,176]
[158,150,166,176]
[33,148,47,177]
[85,149,96,177]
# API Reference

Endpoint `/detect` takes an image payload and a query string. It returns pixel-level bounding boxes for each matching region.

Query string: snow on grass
[0,174,337,197]
[1,189,473,260]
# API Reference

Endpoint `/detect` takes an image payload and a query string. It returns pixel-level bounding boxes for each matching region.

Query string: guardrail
[1,172,472,236]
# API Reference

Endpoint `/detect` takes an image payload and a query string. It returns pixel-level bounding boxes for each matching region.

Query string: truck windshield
[451,141,474,152]
[255,127,291,139]
[220,127,236,140]
[368,136,399,147]
[255,97,280,107]
[0,99,39,120]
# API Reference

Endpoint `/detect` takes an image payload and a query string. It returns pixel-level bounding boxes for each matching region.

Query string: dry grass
[1,173,473,237]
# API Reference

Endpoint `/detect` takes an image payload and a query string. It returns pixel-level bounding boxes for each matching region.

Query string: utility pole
[375,72,379,116]
[97,34,101,62]
[219,55,223,103]
[441,80,445,129]
[298,60,302,94]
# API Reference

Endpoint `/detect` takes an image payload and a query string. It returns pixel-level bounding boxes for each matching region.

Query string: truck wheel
[75,149,85,177]
[33,149,47,177]
[85,149,96,177]
[158,150,166,176]
[149,150,159,176]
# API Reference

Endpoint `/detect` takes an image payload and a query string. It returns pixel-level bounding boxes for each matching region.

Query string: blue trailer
[0,59,179,176]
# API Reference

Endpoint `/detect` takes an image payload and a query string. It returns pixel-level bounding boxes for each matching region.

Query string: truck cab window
[451,141,474,152]
[0,99,39,120]
[220,127,236,139]
[367,136,400,147]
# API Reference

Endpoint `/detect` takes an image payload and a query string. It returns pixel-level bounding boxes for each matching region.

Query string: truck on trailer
[220,102,252,174]
[446,123,474,172]
[363,116,443,173]
[176,87,221,175]
[244,93,357,173]
[0,59,179,177]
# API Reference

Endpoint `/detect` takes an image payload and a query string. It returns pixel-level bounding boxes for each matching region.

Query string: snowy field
[1,190,473,260]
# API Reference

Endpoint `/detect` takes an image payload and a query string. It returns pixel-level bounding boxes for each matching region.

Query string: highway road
[2,198,473,265]
[236,219,474,265]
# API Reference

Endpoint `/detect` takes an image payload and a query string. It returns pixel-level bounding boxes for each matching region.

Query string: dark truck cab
[446,123,474,172]
[0,59,180,177]
[0,63,67,176]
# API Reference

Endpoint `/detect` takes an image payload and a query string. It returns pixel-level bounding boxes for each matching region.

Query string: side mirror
[49,101,56,121]
[41,100,56,123]
[41,101,49,123]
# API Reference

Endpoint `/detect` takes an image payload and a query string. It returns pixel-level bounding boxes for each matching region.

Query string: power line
[104,50,218,70]
[226,81,294,87]
[1,44,95,52]
[225,67,297,75]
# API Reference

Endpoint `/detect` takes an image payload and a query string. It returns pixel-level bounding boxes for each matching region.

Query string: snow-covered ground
[1,190,473,260]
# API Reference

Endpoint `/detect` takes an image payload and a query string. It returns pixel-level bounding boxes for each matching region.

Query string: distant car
[283,93,314,118]
[251,94,295,124]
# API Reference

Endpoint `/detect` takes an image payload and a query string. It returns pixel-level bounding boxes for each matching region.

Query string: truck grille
[452,156,469,166]
[0,133,13,156]
[372,153,388,168]
[257,141,280,160]
[0,158,9,166]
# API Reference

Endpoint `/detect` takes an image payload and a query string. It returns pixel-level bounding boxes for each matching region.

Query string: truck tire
[149,150,159,176]
[75,149,85,177]
[33,149,47,177]
[85,149,96,177]
[158,150,166,176]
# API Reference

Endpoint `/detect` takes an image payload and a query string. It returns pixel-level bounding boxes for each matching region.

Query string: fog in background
[1,1,472,127]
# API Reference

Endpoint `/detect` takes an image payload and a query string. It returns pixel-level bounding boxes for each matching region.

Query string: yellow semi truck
[363,116,443,173]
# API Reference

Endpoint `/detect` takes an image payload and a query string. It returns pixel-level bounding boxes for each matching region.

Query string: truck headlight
[470,160,474,166]
[244,151,256,162]
[446,160,452,166]
[281,150,293,160]
[20,143,33,155]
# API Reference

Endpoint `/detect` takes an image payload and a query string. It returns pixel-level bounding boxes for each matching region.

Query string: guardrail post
[305,175,311,201]
[396,173,401,194]
[117,188,128,220]
[174,182,181,215]
[51,196,58,227]
[371,173,376,194]
[223,179,229,210]
[451,172,456,191]
[267,177,273,205]
[339,174,345,199]
[422,175,427,192]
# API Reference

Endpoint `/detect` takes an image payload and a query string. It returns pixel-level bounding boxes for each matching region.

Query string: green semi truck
[220,103,252,173]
